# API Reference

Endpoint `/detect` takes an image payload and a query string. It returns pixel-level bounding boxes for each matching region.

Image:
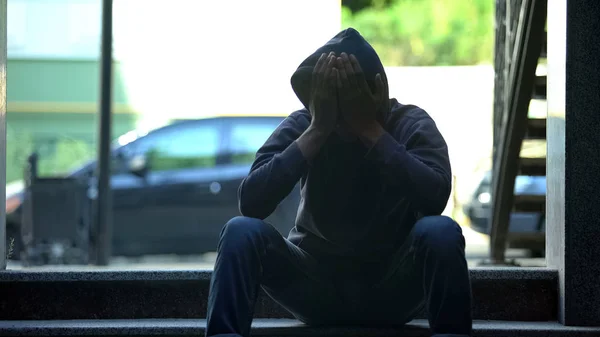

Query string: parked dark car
[5,116,300,258]
[463,171,546,256]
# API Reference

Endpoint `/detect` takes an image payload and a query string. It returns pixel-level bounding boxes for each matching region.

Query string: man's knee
[413,216,465,255]
[218,216,277,251]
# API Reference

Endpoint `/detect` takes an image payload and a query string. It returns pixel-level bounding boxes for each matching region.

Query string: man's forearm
[238,124,328,219]
[296,125,330,161]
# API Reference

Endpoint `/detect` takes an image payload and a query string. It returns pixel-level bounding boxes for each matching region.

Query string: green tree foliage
[342,0,494,66]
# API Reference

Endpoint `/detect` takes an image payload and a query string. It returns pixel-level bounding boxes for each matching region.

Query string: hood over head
[291,28,390,122]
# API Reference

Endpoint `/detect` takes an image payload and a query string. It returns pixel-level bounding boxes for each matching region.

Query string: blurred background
[3,0,546,269]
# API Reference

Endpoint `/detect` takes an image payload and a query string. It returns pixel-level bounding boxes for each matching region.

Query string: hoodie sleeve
[365,116,452,216]
[238,114,309,219]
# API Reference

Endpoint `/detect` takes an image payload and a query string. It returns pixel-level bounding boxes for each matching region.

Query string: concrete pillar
[546,0,600,326]
[0,0,7,270]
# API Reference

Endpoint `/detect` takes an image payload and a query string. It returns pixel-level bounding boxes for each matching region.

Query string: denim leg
[414,216,472,336]
[205,216,345,337]
[356,216,472,337]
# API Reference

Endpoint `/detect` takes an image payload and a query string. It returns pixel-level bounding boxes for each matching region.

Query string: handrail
[489,0,547,263]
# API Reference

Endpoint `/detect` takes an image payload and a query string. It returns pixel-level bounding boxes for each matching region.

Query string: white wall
[6,0,342,129]
[385,66,495,172]
[112,0,342,129]
[7,0,101,59]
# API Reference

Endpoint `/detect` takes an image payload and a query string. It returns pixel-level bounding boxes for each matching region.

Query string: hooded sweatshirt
[238,28,452,261]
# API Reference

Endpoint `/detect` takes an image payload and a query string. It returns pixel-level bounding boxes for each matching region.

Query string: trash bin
[20,178,91,266]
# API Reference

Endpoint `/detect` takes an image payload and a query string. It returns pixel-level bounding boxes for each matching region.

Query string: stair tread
[514,194,546,213]
[514,194,546,202]
[527,118,546,127]
[533,75,547,100]
[525,118,546,140]
[0,268,557,282]
[1,319,599,337]
[520,157,546,163]
[519,157,546,176]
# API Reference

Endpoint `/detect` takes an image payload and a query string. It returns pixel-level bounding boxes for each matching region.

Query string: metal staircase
[489,0,547,264]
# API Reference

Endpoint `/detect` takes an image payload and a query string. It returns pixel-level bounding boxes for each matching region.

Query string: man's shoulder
[286,108,311,127]
[289,108,311,120]
[386,100,447,145]
[386,99,434,128]
[266,109,310,137]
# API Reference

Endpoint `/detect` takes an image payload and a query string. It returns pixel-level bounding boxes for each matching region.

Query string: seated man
[206,28,472,337]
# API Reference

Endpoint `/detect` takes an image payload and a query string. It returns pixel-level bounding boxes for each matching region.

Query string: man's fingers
[349,54,370,93]
[328,68,340,98]
[312,53,327,80]
[313,53,327,75]
[349,54,363,73]
[336,57,350,90]
[340,53,359,90]
[333,67,342,90]
[335,56,345,82]
[324,52,336,75]
[341,53,355,76]
[312,52,335,96]
[322,53,336,90]
[311,53,328,95]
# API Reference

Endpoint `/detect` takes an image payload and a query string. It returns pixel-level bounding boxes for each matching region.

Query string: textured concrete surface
[546,0,600,326]
[1,319,600,337]
[0,268,557,322]
[0,267,556,282]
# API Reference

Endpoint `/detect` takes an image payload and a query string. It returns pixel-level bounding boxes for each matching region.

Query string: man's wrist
[296,125,330,161]
[306,124,331,142]
[359,121,385,146]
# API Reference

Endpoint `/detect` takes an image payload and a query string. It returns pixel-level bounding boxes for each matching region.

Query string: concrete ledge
[1,319,600,337]
[0,268,558,321]
[0,267,556,282]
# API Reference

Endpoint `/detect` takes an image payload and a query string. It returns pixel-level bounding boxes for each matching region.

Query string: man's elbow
[238,177,278,219]
[421,177,452,215]
[425,200,449,216]
[434,179,452,214]
[238,198,270,220]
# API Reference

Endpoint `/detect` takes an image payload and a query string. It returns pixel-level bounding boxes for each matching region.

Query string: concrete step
[1,319,599,337]
[518,157,546,176]
[0,269,557,322]
[513,195,546,213]
[525,118,546,140]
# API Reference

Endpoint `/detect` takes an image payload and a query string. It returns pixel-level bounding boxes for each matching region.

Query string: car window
[134,122,220,171]
[228,119,282,164]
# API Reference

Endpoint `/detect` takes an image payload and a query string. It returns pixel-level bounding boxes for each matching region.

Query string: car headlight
[5,195,21,213]
[477,192,491,204]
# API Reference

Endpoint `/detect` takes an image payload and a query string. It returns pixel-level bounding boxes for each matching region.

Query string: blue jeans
[206,216,472,337]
